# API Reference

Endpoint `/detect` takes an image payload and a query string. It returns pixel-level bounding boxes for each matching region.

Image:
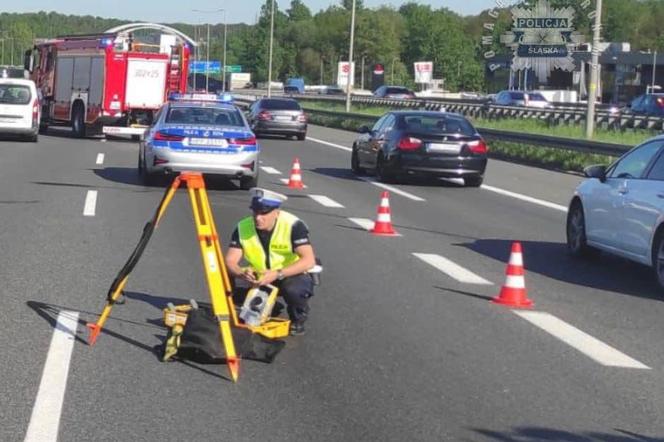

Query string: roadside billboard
[337,61,355,88]
[414,62,433,84]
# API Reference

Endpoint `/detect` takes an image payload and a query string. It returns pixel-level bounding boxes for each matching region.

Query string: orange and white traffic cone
[492,242,533,308]
[370,191,398,236]
[288,157,304,189]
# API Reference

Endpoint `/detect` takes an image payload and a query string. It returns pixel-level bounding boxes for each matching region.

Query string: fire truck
[23,23,194,138]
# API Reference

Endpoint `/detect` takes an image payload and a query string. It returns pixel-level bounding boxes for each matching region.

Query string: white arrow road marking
[24,311,80,442]
[95,153,105,165]
[514,311,650,369]
[413,253,493,285]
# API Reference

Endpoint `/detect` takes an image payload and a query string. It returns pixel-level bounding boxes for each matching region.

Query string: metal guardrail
[233,95,632,157]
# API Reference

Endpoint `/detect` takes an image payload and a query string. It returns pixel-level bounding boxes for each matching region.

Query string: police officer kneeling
[225,188,316,336]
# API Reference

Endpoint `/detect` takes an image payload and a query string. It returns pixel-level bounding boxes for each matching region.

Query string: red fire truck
[24,23,193,137]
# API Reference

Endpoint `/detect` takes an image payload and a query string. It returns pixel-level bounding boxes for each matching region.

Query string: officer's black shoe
[289,322,306,336]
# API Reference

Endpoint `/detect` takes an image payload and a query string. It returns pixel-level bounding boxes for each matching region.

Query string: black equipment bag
[176,306,285,364]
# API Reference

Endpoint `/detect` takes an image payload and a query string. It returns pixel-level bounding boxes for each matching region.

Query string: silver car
[139,94,259,189]
[567,135,664,288]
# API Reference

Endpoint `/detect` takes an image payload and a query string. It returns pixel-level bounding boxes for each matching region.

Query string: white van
[0,78,40,142]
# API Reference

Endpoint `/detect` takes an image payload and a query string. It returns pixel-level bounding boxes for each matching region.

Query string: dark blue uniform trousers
[275,273,314,325]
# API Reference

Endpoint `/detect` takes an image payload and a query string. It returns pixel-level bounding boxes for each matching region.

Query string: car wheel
[566,200,593,257]
[651,231,664,291]
[464,176,483,187]
[72,104,86,138]
[351,146,365,175]
[297,133,306,141]
[240,174,258,190]
[376,155,396,183]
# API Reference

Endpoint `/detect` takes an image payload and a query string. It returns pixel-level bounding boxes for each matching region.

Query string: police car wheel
[239,175,258,190]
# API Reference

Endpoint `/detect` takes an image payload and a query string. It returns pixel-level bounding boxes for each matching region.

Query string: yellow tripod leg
[183,173,240,382]
[86,176,182,346]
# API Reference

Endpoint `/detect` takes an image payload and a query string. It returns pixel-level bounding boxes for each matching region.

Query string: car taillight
[258,110,272,121]
[153,156,169,165]
[468,140,488,154]
[397,137,423,150]
[297,113,307,123]
[657,98,664,109]
[32,101,39,121]
[229,136,256,145]
[241,161,255,170]
[154,131,184,141]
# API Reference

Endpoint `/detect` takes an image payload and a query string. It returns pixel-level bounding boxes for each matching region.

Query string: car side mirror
[584,164,607,182]
[358,125,370,134]
[24,49,34,73]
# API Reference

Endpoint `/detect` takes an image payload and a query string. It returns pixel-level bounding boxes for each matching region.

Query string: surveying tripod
[86,172,241,382]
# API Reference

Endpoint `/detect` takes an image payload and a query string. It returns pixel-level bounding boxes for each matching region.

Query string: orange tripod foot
[86,323,102,346]
[227,356,240,383]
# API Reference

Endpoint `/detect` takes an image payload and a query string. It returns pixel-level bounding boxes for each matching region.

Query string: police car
[138,93,259,189]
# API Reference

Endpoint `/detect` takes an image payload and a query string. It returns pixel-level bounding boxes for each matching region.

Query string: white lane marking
[24,311,80,442]
[513,311,650,369]
[360,178,426,202]
[83,190,97,217]
[309,194,345,208]
[413,253,493,285]
[481,184,568,212]
[348,217,375,231]
[306,136,352,152]
[95,153,105,165]
[260,166,282,175]
[279,178,308,188]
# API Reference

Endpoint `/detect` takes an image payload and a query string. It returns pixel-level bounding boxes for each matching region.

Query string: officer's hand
[257,270,278,286]
[240,268,258,284]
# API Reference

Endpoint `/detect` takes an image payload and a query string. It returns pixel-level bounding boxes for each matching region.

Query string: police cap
[249,187,288,212]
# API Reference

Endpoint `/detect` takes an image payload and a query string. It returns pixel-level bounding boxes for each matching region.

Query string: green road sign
[223,65,242,73]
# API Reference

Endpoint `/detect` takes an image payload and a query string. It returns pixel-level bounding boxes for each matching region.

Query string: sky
[4,0,507,25]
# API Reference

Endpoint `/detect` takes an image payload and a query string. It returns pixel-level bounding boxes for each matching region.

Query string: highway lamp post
[391,57,397,84]
[206,23,210,92]
[222,9,227,93]
[267,0,275,98]
[360,54,366,91]
[585,0,603,139]
[345,0,356,112]
[320,57,324,85]
[1,38,4,66]
[653,50,658,92]
[192,26,198,91]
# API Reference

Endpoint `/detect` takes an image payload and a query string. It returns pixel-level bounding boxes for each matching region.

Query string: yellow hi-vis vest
[238,210,301,272]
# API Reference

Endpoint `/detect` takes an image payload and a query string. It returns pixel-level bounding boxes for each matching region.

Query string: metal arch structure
[104,23,198,47]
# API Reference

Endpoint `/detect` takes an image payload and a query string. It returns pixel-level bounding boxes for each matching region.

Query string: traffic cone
[288,157,304,189]
[492,242,533,308]
[370,191,398,236]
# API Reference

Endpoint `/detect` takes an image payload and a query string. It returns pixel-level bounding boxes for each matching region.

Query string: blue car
[567,134,664,289]
[138,93,259,189]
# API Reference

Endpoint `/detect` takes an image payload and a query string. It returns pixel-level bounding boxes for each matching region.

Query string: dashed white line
[261,166,282,175]
[348,217,376,231]
[413,253,493,285]
[481,185,568,212]
[309,195,344,208]
[306,136,352,152]
[513,311,650,369]
[360,178,426,202]
[279,178,308,188]
[95,153,105,165]
[83,190,97,217]
[24,311,80,442]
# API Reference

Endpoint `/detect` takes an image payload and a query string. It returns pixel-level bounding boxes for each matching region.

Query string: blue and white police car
[138,93,259,189]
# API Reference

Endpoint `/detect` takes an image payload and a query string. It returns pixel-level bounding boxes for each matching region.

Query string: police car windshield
[166,106,244,126]
[0,84,31,105]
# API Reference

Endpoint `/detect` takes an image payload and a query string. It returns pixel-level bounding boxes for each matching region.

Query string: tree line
[1,0,663,92]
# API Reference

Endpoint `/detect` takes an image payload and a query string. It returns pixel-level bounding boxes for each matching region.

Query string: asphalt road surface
[2,125,664,441]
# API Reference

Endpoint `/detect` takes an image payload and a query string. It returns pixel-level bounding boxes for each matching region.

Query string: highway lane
[2,126,664,440]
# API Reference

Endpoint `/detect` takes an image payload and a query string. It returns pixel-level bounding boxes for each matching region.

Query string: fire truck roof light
[168,93,234,104]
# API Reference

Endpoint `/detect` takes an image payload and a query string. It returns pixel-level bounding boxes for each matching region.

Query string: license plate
[189,138,228,147]
[427,143,460,154]
[275,115,292,121]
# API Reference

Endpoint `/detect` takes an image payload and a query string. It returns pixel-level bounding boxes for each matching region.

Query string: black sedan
[351,111,488,186]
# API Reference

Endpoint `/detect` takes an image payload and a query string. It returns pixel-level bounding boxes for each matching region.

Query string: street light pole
[653,50,658,92]
[585,0,603,139]
[267,0,275,98]
[361,55,365,91]
[345,0,356,112]
[222,9,228,93]
[206,23,210,92]
[391,57,397,84]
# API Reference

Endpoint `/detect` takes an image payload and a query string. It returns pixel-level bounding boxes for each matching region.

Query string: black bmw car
[351,111,488,186]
